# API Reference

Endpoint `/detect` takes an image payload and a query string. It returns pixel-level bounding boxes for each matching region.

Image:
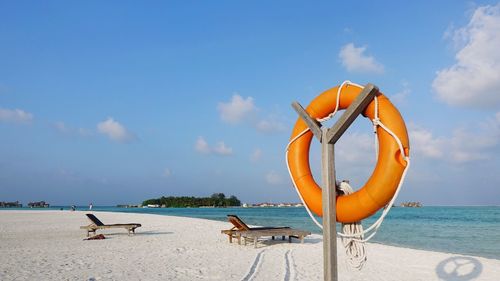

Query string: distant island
[28,201,50,208]
[399,201,423,208]
[0,201,23,208]
[1,201,51,208]
[142,193,241,208]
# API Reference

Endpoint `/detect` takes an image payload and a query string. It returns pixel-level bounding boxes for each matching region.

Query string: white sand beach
[0,210,498,281]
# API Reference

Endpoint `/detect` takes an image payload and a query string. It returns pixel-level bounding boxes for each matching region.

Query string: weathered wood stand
[292,83,378,281]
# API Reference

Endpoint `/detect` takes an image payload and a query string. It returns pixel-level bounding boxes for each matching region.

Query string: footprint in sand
[240,250,266,281]
[284,250,296,281]
[175,247,187,253]
[242,249,296,281]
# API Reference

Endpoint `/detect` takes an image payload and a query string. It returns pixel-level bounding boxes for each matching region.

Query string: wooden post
[292,83,378,281]
[321,128,337,280]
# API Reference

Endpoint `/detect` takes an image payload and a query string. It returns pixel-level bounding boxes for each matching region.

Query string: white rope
[316,80,361,123]
[338,181,366,270]
[373,93,380,160]
[285,81,411,269]
[285,129,323,229]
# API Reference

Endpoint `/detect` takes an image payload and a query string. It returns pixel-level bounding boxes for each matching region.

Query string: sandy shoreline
[0,210,498,281]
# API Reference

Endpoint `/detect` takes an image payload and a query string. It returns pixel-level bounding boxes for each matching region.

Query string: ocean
[3,206,499,260]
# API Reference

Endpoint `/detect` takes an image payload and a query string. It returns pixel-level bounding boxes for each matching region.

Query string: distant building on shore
[145,204,160,208]
[0,201,22,208]
[400,201,422,208]
[244,202,304,208]
[27,201,50,208]
[116,204,140,208]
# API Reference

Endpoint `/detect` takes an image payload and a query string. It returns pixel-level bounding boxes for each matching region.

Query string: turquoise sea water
[3,206,499,260]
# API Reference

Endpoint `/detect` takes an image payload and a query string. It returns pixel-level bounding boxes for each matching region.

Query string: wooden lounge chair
[80,213,141,237]
[221,214,311,247]
[226,214,289,231]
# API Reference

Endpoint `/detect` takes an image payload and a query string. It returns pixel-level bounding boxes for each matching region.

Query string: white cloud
[162,168,171,178]
[217,94,287,134]
[97,117,134,142]
[433,4,500,108]
[195,136,211,154]
[450,128,494,162]
[255,119,287,133]
[343,27,353,34]
[195,137,233,156]
[409,114,500,163]
[336,132,376,164]
[217,94,256,124]
[77,128,93,137]
[0,107,33,124]
[409,125,447,159]
[54,121,69,133]
[339,43,384,74]
[250,148,262,162]
[334,113,499,166]
[266,170,284,185]
[391,81,411,106]
[54,121,93,137]
[213,141,233,155]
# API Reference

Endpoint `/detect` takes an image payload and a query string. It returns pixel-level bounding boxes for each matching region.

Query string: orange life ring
[287,83,410,223]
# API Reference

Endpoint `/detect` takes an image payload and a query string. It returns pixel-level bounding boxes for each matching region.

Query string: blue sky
[1,1,499,206]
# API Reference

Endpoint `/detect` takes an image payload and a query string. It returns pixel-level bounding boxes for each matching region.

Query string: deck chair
[221,214,290,244]
[80,213,141,237]
[227,214,289,231]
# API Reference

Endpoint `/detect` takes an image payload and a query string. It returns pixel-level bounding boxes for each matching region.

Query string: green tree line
[142,193,241,207]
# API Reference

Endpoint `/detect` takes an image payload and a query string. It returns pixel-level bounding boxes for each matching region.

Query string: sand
[0,210,498,281]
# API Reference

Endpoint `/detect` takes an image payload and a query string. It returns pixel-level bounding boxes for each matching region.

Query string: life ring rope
[285,81,411,241]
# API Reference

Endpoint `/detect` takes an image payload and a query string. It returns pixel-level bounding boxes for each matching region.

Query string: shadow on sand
[302,236,322,244]
[100,230,173,237]
[83,231,173,240]
[436,256,483,281]
[249,236,321,248]
[135,230,173,236]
